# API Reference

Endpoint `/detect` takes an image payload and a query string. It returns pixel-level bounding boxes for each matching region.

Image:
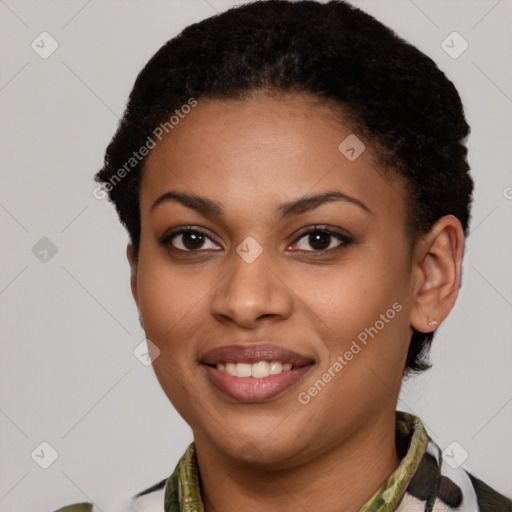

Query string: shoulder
[52,504,92,512]
[51,477,167,512]
[397,435,512,512]
[467,472,512,512]
[130,477,167,511]
[404,444,512,511]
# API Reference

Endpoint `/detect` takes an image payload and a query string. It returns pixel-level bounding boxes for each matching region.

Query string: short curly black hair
[95,0,473,376]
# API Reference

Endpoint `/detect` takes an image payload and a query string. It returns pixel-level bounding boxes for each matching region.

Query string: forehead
[140,91,406,223]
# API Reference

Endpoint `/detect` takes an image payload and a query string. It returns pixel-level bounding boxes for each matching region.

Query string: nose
[210,244,294,328]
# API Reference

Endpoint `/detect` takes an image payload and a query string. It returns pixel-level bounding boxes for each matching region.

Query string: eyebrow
[150,189,372,218]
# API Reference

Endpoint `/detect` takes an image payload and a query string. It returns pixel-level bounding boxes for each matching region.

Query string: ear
[409,215,465,334]
[126,243,140,310]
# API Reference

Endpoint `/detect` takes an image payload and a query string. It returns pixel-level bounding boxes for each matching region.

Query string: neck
[194,410,401,512]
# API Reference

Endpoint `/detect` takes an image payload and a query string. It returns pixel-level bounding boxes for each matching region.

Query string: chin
[210,427,309,469]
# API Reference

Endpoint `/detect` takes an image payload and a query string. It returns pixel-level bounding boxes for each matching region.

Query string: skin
[127,90,464,512]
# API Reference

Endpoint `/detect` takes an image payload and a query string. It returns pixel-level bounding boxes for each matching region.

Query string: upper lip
[201,343,314,367]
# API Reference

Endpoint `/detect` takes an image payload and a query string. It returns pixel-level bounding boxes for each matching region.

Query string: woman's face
[132,91,419,467]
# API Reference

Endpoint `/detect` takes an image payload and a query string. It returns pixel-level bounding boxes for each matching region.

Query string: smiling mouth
[202,361,314,402]
[207,359,312,378]
[200,343,315,402]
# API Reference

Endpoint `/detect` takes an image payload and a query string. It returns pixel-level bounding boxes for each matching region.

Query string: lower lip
[202,364,313,403]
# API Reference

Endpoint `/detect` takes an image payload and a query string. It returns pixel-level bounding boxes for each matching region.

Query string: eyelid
[291,224,352,241]
[160,224,353,254]
[159,225,222,249]
[289,225,353,252]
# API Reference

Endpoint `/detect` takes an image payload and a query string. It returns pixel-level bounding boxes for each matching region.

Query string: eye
[160,227,221,252]
[289,226,353,253]
[159,225,353,255]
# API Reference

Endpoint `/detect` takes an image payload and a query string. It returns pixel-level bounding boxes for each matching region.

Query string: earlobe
[126,243,140,310]
[410,215,465,333]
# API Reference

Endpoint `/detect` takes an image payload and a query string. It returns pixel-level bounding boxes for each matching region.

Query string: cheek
[135,261,195,380]
[308,250,411,369]
[136,247,202,337]
[314,258,404,323]
[136,257,205,417]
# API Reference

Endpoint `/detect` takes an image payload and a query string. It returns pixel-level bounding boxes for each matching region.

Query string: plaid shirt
[54,411,512,512]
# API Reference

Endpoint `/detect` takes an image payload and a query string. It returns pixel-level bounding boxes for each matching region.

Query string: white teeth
[235,363,252,378]
[225,362,237,376]
[269,361,282,374]
[252,361,270,378]
[215,360,294,378]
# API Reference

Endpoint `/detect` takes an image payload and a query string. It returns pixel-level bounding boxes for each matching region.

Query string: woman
[55,0,512,510]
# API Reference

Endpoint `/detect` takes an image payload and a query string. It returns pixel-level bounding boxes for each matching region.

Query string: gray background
[0,0,511,511]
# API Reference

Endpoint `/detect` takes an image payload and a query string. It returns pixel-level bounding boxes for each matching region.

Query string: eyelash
[159,225,353,255]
